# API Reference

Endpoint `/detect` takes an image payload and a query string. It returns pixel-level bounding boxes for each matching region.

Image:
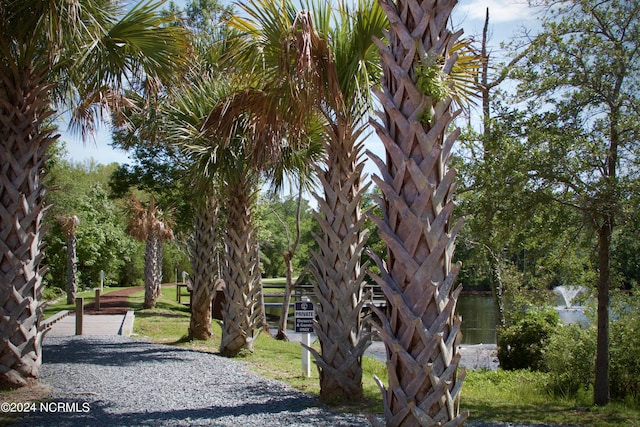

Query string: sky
[60,0,541,168]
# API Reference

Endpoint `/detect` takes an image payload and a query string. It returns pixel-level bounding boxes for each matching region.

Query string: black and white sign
[294,301,314,333]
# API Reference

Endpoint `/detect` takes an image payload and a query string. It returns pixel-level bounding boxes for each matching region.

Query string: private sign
[294,301,314,333]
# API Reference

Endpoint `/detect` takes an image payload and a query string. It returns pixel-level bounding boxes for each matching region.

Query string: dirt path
[83,286,143,315]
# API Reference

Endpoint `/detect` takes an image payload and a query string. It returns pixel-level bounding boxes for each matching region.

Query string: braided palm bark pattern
[367,0,468,424]
[219,175,264,356]
[188,196,220,340]
[308,124,372,402]
[0,69,52,388]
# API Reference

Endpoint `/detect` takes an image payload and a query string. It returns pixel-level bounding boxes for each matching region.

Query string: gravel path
[18,336,572,426]
[21,336,375,427]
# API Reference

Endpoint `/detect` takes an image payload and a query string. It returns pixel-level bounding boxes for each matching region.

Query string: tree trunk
[275,253,295,341]
[593,102,620,406]
[276,185,304,341]
[0,68,53,389]
[308,119,371,403]
[155,240,164,299]
[66,234,78,305]
[368,0,468,424]
[594,221,611,405]
[219,174,264,356]
[489,256,506,329]
[144,232,160,309]
[276,264,310,341]
[188,197,219,341]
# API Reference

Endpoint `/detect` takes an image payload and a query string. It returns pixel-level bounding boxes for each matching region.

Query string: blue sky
[60,0,541,167]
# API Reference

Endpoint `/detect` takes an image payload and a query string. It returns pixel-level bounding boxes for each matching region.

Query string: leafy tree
[257,190,318,340]
[44,156,144,292]
[512,0,640,405]
[257,193,315,278]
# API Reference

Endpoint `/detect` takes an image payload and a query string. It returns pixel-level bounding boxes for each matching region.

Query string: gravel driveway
[21,336,373,427]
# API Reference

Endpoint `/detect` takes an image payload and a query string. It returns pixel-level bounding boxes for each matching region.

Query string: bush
[610,302,640,403]
[545,323,596,397]
[543,290,640,403]
[497,307,559,371]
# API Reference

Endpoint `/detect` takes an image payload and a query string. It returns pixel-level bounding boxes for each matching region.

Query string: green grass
[462,369,640,426]
[262,277,288,285]
[132,286,640,425]
[129,288,193,343]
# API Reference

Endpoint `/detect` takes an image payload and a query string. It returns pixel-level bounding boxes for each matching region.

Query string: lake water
[456,294,497,344]
[265,292,498,345]
[264,290,595,346]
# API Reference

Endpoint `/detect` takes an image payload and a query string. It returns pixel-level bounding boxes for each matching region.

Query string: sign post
[295,298,314,377]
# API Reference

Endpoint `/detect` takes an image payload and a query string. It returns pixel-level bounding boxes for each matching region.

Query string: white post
[301,296,311,378]
[100,270,104,291]
[182,271,187,284]
[302,330,311,377]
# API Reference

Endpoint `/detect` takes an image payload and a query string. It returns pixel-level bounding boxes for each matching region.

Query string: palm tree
[366,0,475,424]
[157,67,265,354]
[228,0,387,401]
[0,0,188,389]
[127,198,175,309]
[188,194,221,340]
[59,215,80,304]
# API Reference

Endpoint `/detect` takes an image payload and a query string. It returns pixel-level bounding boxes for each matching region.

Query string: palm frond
[126,197,174,241]
[226,0,298,80]
[58,215,80,237]
[447,38,483,109]
[66,0,190,136]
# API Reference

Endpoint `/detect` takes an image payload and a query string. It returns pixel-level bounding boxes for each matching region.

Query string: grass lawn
[131,285,640,426]
[462,369,640,426]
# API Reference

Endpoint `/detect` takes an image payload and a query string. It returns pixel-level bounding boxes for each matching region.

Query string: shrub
[610,302,640,403]
[543,290,640,403]
[545,323,596,397]
[497,307,559,371]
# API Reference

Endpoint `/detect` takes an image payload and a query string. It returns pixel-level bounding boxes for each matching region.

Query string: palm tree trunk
[156,240,164,299]
[367,0,468,424]
[308,122,371,403]
[219,174,264,356]
[189,196,220,341]
[0,69,53,389]
[66,233,78,305]
[144,232,160,309]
